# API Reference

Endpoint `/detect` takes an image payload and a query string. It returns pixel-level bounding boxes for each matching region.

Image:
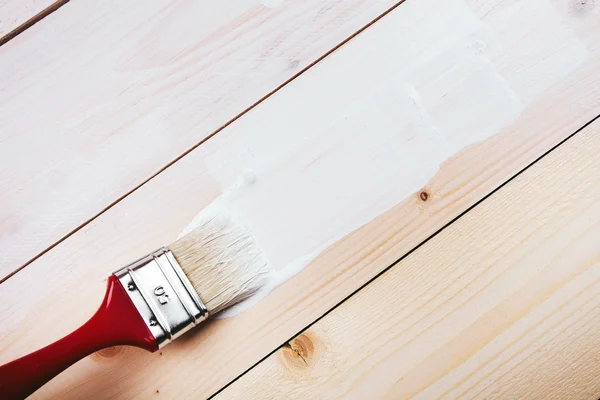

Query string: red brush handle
[0,275,157,399]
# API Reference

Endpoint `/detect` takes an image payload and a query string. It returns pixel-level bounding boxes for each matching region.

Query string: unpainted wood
[217,119,600,400]
[1,0,600,398]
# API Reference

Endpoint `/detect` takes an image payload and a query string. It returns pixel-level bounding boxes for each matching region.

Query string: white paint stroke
[180,0,587,316]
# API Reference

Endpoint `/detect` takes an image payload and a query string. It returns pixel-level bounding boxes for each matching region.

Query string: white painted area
[178,0,585,315]
[483,0,588,105]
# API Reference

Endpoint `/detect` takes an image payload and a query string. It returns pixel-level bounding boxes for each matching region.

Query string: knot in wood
[279,332,317,372]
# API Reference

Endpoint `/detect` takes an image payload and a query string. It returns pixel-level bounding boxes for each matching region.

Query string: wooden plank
[1,0,600,398]
[0,0,65,45]
[216,118,600,400]
[0,0,399,280]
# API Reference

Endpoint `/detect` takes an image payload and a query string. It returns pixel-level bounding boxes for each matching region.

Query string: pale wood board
[1,0,600,398]
[0,0,62,43]
[0,0,399,280]
[217,116,600,400]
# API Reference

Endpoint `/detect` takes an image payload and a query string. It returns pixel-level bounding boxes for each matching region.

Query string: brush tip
[168,215,270,315]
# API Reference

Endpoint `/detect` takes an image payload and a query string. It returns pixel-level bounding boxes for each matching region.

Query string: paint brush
[0,217,270,399]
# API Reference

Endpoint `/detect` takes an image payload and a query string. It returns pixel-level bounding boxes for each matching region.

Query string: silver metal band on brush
[113,248,208,348]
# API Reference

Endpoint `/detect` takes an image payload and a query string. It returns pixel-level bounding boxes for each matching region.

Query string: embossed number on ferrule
[154,285,170,305]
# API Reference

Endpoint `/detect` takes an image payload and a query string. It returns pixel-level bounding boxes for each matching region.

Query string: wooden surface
[1,0,599,399]
[217,118,600,400]
[0,0,399,280]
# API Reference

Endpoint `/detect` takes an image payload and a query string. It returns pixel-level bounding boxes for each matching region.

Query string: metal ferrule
[113,248,208,348]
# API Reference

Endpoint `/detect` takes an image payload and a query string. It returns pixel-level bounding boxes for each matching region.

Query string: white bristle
[167,216,270,315]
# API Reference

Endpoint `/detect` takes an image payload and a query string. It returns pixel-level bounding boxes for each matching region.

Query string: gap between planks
[0,0,68,46]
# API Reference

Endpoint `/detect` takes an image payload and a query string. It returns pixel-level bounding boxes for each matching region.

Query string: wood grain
[216,117,600,400]
[0,0,64,44]
[0,0,398,280]
[1,0,600,398]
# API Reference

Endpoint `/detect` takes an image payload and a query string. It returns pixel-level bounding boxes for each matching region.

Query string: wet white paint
[180,0,586,316]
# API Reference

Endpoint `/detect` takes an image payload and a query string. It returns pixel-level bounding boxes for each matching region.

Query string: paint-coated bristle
[168,217,270,315]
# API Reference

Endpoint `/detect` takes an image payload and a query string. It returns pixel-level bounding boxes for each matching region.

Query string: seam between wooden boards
[208,112,600,399]
[0,0,69,46]
[0,0,409,284]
